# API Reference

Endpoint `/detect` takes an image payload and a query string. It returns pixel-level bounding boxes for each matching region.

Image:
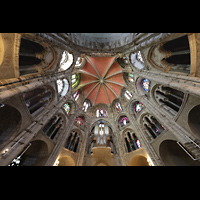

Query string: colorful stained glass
[143,79,150,92]
[120,116,130,127]
[125,90,132,100]
[115,102,122,113]
[128,74,134,82]
[136,139,141,148]
[75,117,84,126]
[135,102,144,114]
[96,108,107,118]
[73,91,80,101]
[63,103,70,115]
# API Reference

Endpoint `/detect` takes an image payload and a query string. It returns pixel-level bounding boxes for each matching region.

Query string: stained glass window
[63,103,70,115]
[75,57,82,66]
[135,102,144,114]
[59,51,73,71]
[57,79,69,97]
[136,51,144,63]
[75,117,84,126]
[136,139,141,149]
[73,90,80,101]
[57,79,63,94]
[115,102,122,113]
[120,116,130,127]
[128,74,134,82]
[82,101,90,113]
[72,74,76,84]
[96,108,107,118]
[143,79,150,92]
[125,90,132,100]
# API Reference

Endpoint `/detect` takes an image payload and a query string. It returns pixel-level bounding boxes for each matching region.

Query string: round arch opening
[159,140,200,166]
[188,104,200,138]
[0,104,22,147]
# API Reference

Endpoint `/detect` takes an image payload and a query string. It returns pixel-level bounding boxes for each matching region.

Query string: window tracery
[59,51,73,71]
[142,79,150,92]
[124,130,142,153]
[63,103,70,115]
[96,108,108,118]
[128,73,134,82]
[115,102,122,113]
[75,117,84,126]
[73,90,80,101]
[82,100,91,113]
[65,130,80,153]
[135,102,144,114]
[125,90,132,100]
[119,116,130,127]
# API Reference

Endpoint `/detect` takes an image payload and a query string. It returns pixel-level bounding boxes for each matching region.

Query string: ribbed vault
[78,56,125,105]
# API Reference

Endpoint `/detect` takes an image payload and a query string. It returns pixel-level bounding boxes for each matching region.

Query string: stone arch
[152,84,184,117]
[42,113,65,141]
[22,85,54,117]
[0,104,22,149]
[65,129,82,153]
[129,155,149,166]
[159,139,200,166]
[188,104,200,139]
[140,113,166,141]
[19,140,49,166]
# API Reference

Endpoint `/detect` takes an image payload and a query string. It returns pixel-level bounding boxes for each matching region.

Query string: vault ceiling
[77,56,125,105]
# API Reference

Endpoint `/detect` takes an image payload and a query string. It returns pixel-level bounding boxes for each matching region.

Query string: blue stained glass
[143,79,150,92]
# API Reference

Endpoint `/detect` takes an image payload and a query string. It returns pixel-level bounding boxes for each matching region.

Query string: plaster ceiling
[78,56,125,105]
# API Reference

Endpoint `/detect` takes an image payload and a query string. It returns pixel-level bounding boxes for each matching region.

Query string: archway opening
[188,104,200,138]
[159,140,200,166]
[0,104,21,147]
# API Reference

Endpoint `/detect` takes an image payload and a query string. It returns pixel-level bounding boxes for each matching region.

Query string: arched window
[154,85,184,116]
[142,114,166,141]
[22,87,52,117]
[124,90,132,100]
[59,51,73,71]
[19,38,44,76]
[9,140,49,166]
[63,103,71,115]
[130,51,145,70]
[0,104,21,148]
[96,108,108,118]
[135,102,144,114]
[115,102,123,113]
[56,78,69,97]
[73,90,80,101]
[162,35,190,74]
[128,73,134,83]
[42,115,63,141]
[87,121,116,155]
[119,115,130,127]
[124,130,142,153]
[75,117,84,126]
[142,79,150,92]
[82,99,91,113]
[65,130,80,153]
